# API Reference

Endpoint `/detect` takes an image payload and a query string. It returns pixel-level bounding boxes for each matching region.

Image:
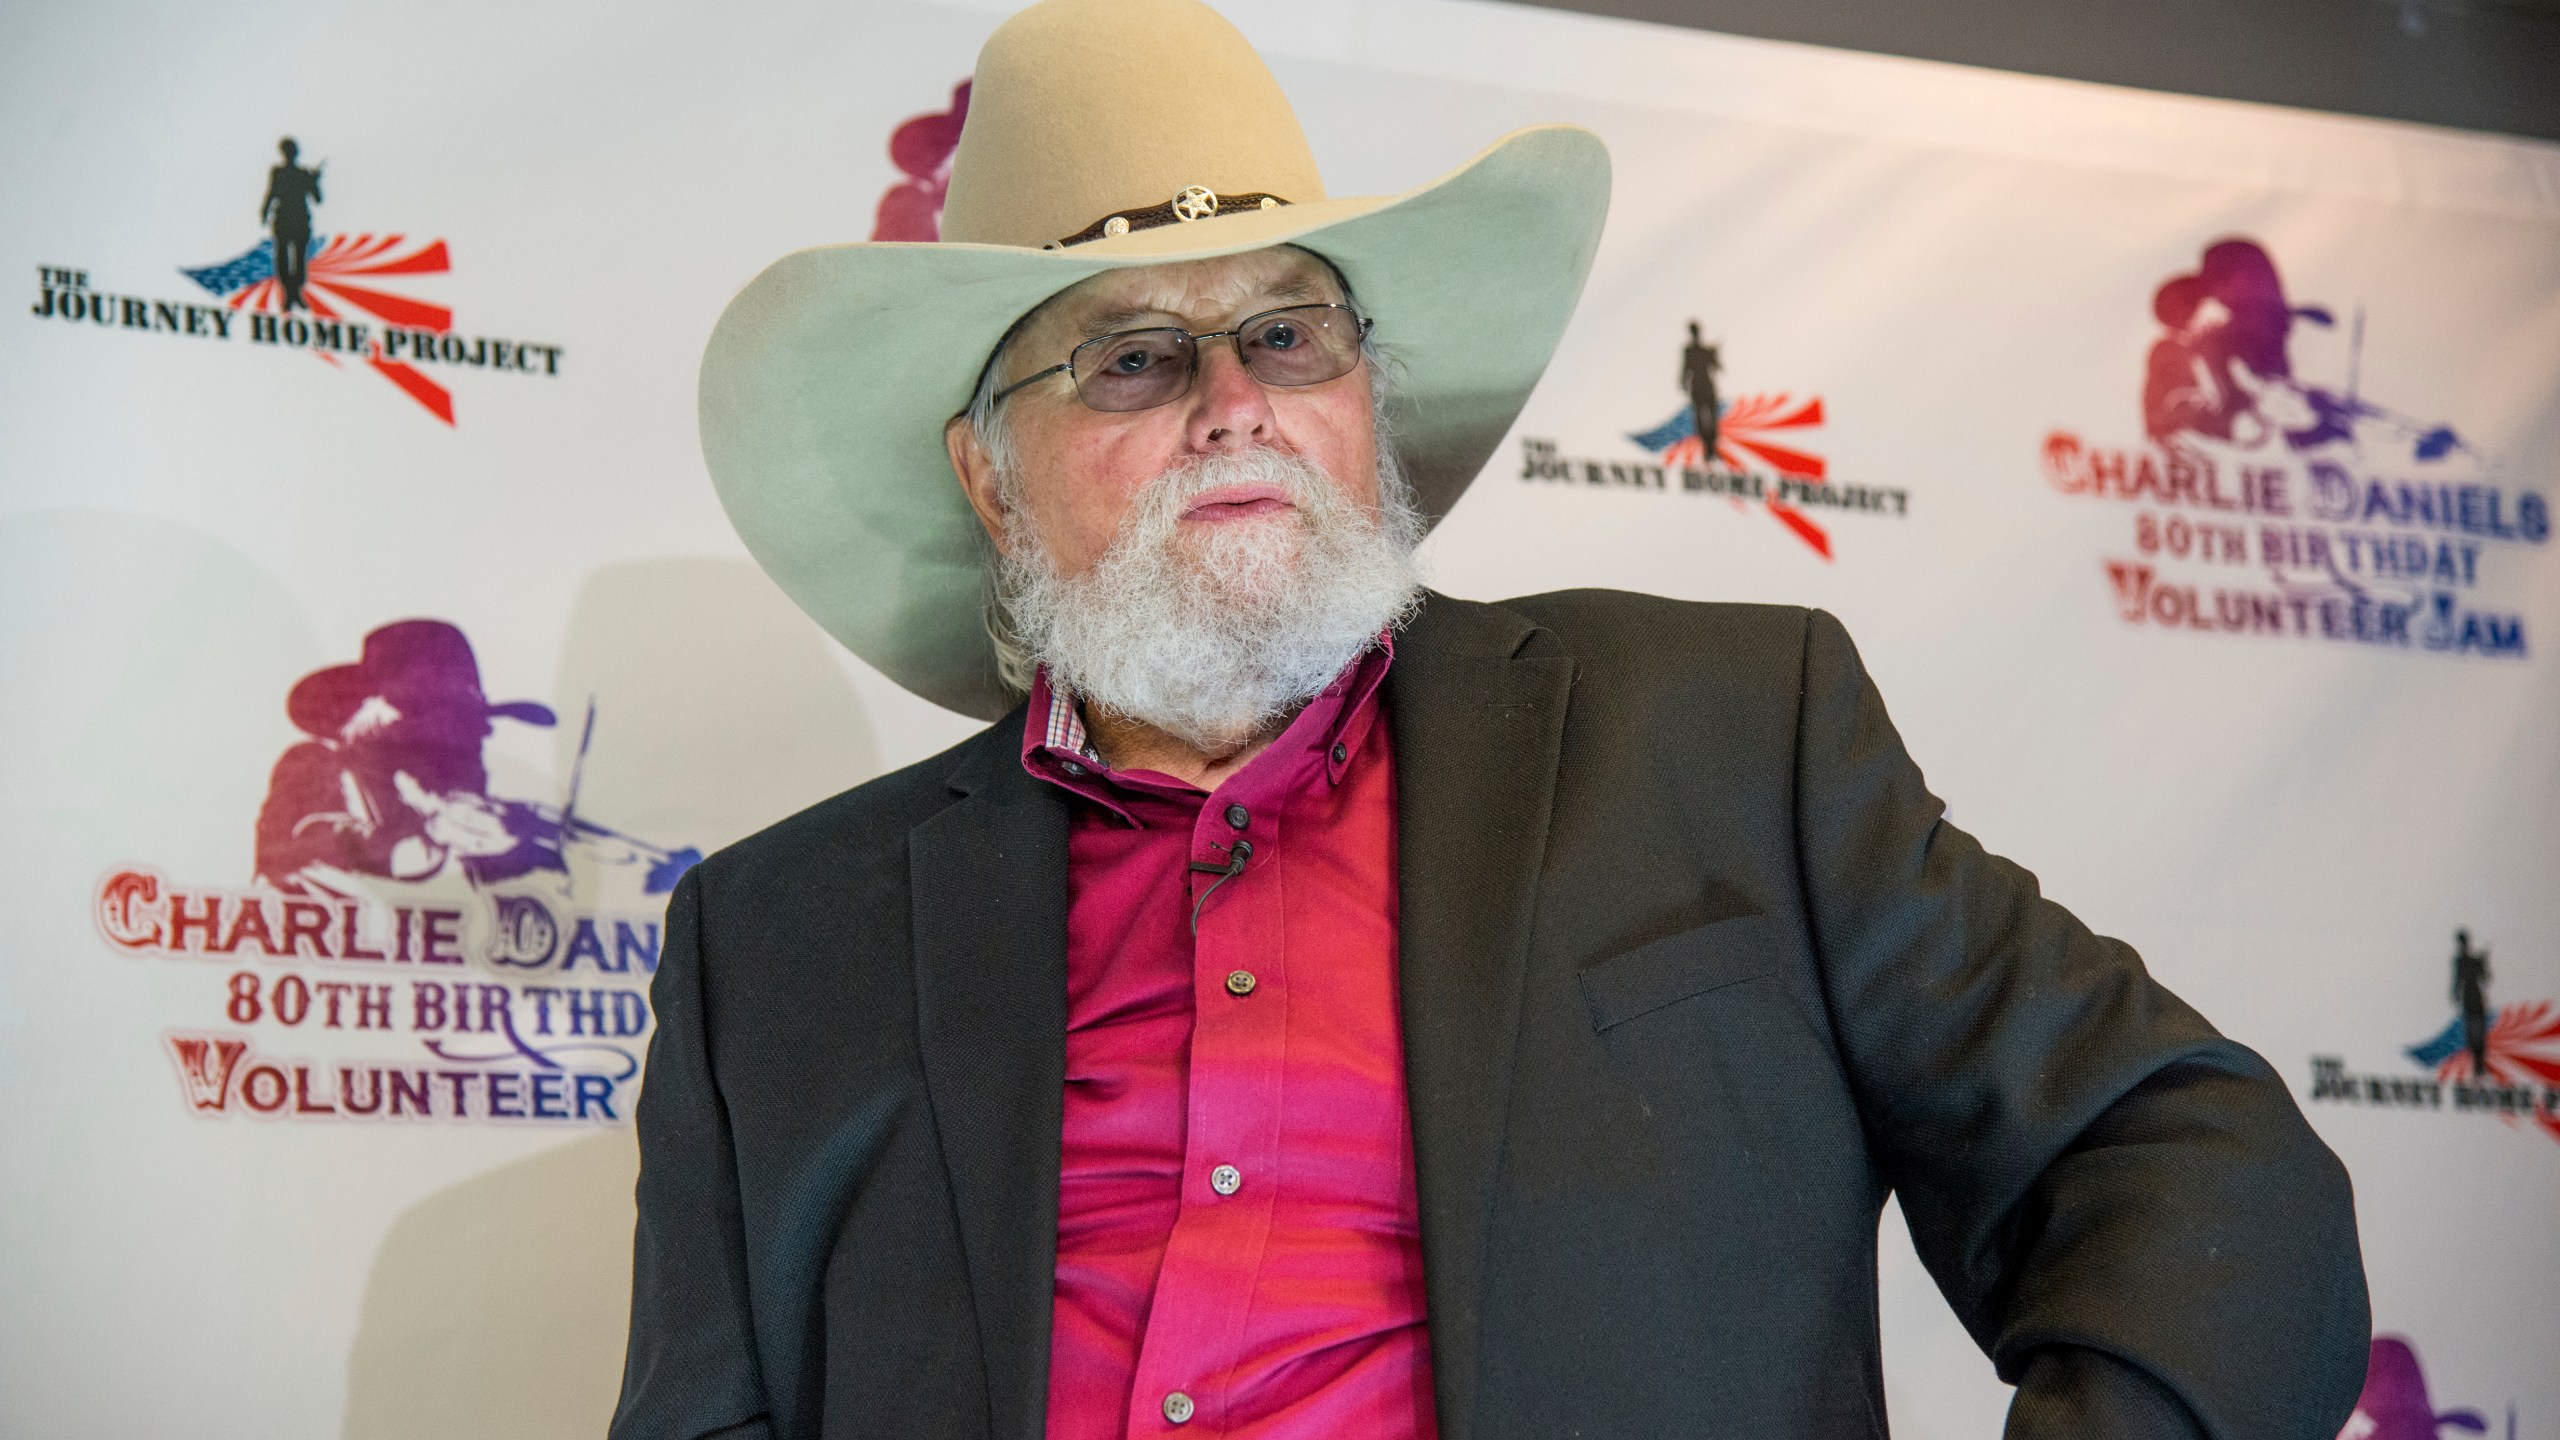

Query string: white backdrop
[4,1,2555,1436]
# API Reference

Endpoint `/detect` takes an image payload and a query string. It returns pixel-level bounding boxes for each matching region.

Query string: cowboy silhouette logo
[1626,323,1844,557]
[176,139,470,418]
[1515,321,1906,558]
[2403,928,2560,1125]
[1630,323,1825,480]
[258,137,324,311]
[28,143,565,427]
[1680,320,1722,463]
[2310,927,2560,1145]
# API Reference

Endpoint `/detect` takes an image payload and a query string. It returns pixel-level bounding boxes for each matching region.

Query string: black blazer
[614,591,2367,1440]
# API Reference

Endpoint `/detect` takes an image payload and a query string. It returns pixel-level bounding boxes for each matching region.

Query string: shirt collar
[1020,636,1396,815]
[1033,671,1101,769]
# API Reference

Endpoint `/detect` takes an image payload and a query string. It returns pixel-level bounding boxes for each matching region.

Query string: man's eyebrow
[1259,277,1328,306]
[1074,303,1174,339]
[1070,278,1339,340]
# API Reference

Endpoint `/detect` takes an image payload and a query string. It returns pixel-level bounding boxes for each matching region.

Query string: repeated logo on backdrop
[2339,1335,2516,1440]
[25,138,564,425]
[92,620,698,1126]
[2042,238,2546,657]
[873,80,971,242]
[2308,928,2560,1147]
[1519,322,1911,560]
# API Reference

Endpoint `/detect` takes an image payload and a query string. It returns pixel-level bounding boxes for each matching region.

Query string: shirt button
[1331,742,1349,765]
[1225,969,1257,997]
[1209,1164,1242,1196]
[1163,1391,1196,1425]
[1224,803,1250,830]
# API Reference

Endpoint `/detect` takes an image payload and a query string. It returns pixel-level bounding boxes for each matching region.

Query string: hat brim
[699,124,1610,720]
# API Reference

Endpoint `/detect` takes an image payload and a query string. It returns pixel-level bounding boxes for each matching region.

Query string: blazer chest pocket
[1576,914,1782,1032]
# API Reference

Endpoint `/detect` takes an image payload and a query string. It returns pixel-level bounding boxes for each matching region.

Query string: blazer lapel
[910,713,1071,1440]
[1386,593,1575,1440]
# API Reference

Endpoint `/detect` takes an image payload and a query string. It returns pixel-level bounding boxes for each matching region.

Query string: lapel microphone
[1187,839,1252,934]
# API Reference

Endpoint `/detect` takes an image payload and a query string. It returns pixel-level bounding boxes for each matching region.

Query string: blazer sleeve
[1788,608,2369,1440]
[612,868,777,1440]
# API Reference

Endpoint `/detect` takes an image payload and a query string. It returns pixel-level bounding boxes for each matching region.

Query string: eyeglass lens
[1068,305,1364,413]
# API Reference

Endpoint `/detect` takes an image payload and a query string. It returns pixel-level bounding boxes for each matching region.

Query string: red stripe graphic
[1666,392,1835,558]
[1726,436,1827,480]
[214,234,459,422]
[332,238,450,277]
[308,279,451,332]
[1767,501,1831,559]
[368,359,455,425]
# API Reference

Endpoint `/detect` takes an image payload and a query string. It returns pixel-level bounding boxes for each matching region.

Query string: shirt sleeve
[1788,607,2369,1440]
[612,868,778,1440]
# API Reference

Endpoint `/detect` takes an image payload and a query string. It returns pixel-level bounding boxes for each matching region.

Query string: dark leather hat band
[1046,187,1292,249]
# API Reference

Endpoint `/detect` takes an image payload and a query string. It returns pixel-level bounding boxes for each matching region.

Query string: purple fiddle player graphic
[255,619,698,896]
[2338,1337,2502,1440]
[2145,238,2323,446]
[2144,238,2466,464]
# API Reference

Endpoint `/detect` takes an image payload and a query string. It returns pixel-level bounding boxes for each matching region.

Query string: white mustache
[996,441,1424,750]
[1120,446,1345,539]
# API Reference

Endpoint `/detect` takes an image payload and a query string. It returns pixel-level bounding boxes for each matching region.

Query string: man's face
[946,246,1380,576]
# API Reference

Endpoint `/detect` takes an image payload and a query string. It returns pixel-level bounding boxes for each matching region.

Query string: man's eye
[1257,324,1302,350]
[1110,348,1157,374]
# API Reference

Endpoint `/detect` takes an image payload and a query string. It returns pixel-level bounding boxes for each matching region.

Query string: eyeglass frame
[987,301,1374,412]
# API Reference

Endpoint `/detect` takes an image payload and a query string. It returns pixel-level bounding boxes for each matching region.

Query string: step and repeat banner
[3,0,2554,1435]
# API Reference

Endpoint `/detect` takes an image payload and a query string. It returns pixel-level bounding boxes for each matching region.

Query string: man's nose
[1184,340,1276,453]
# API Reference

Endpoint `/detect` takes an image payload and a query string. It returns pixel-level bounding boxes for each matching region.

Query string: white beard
[996,445,1425,752]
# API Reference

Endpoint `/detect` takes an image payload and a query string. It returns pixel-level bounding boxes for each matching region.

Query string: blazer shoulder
[684,711,1018,903]
[1490,587,1825,684]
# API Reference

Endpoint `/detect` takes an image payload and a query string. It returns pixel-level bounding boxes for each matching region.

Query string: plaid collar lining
[1040,675,1099,764]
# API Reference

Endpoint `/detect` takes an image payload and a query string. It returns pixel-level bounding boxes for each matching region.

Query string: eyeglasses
[991,302,1372,413]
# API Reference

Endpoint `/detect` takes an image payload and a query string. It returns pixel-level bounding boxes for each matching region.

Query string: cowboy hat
[287,619,556,738]
[699,0,1610,719]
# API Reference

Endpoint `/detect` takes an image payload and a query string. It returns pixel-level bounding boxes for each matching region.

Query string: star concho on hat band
[1046,187,1292,249]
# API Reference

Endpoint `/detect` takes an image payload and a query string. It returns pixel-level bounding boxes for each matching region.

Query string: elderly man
[616,2,2368,1437]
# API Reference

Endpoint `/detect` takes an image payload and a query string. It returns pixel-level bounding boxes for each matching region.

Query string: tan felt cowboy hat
[699,0,1611,720]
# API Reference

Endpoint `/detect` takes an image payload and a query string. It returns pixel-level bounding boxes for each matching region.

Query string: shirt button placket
[1160,789,1271,1437]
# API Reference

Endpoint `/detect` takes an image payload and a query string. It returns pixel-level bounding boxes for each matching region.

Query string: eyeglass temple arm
[991,363,1075,405]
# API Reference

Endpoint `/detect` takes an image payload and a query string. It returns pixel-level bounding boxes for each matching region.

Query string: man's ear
[945,415,1011,553]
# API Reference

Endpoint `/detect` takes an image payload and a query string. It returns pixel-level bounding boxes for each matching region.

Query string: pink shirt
[1021,647,1435,1440]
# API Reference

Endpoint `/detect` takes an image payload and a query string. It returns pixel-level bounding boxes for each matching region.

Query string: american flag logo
[2408,1000,2560,1145]
[181,233,458,424]
[1629,394,1835,558]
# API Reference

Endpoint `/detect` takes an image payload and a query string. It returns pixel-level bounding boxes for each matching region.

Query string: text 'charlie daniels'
[28,266,562,375]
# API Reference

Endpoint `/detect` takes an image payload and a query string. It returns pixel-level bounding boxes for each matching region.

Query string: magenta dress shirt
[1019,646,1435,1440]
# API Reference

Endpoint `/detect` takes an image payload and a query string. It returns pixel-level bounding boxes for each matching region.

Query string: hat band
[1044,187,1292,249]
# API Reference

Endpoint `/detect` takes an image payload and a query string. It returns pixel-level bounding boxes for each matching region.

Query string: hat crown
[940,0,1328,249]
